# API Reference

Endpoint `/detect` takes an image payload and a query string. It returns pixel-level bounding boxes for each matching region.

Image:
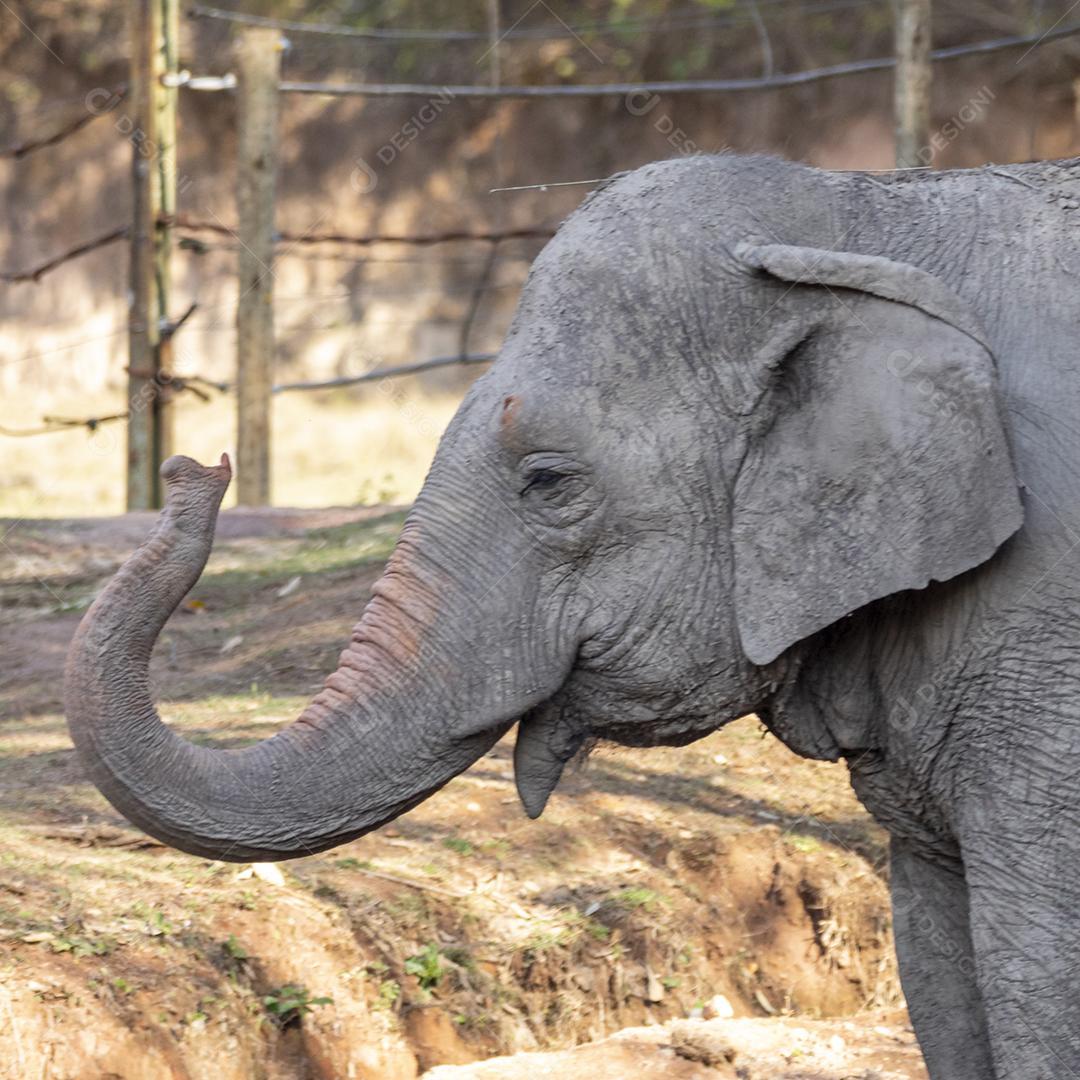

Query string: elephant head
[65,155,1022,861]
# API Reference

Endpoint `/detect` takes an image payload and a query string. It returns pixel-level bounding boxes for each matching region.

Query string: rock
[235,862,287,886]
[422,1026,733,1079]
[419,1013,927,1080]
[702,994,735,1020]
[668,1019,737,1067]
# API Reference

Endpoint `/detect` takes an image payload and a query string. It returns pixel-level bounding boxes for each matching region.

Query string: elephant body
[66,154,1080,1079]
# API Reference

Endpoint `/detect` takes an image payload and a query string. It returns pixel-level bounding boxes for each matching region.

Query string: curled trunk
[64,455,508,862]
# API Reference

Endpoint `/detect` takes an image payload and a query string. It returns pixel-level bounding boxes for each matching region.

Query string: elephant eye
[521,468,564,496]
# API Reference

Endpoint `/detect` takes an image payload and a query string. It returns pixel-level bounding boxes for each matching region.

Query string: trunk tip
[160,453,232,489]
[159,454,232,520]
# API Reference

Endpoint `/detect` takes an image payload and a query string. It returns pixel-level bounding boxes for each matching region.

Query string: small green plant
[404,943,445,989]
[132,903,174,937]
[374,979,400,1010]
[335,856,373,870]
[441,837,474,856]
[188,995,220,1024]
[585,920,611,942]
[51,934,112,957]
[787,833,822,854]
[148,910,174,936]
[112,977,136,995]
[263,984,333,1026]
[223,934,248,960]
[662,975,681,990]
[454,1011,492,1029]
[612,886,665,910]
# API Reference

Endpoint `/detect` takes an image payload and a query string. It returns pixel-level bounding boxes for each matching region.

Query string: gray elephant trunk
[64,455,508,862]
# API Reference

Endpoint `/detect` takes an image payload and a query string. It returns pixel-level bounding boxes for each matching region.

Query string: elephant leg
[889,838,996,1080]
[965,841,1080,1078]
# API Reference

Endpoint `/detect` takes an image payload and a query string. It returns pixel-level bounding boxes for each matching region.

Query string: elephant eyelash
[520,469,565,496]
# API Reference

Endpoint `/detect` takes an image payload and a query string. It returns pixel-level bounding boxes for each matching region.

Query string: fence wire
[0,352,498,437]
[275,23,1080,98]
[1,222,553,286]
[0,86,127,159]
[169,217,557,247]
[187,0,887,43]
[0,227,129,284]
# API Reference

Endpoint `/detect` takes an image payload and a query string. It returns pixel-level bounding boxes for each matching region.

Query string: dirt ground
[0,507,924,1079]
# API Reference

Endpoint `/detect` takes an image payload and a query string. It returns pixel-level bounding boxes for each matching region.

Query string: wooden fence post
[127,0,178,509]
[235,25,282,506]
[894,0,932,168]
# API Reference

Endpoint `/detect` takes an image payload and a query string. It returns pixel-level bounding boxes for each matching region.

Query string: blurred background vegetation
[2,0,1079,514]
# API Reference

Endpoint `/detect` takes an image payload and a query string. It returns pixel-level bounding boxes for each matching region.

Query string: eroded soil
[0,508,922,1079]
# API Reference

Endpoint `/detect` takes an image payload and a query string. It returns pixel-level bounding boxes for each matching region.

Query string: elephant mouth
[513,703,587,818]
[513,696,721,817]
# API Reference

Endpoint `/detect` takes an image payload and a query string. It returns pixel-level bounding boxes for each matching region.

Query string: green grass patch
[441,837,474,856]
[202,512,406,590]
[611,886,666,911]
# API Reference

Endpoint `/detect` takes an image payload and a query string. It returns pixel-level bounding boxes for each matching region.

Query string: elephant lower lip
[512,707,585,819]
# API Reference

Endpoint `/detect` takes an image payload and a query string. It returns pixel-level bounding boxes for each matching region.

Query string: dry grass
[0,382,463,518]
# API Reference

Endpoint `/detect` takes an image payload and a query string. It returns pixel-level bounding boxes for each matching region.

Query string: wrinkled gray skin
[66,154,1080,1078]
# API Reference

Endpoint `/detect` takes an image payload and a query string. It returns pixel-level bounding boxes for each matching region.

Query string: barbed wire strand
[0,353,498,436]
[271,353,495,394]
[169,216,557,246]
[0,413,129,437]
[274,22,1080,98]
[180,239,537,266]
[0,86,127,159]
[187,0,886,44]
[1,222,551,285]
[0,227,128,284]
[0,326,128,371]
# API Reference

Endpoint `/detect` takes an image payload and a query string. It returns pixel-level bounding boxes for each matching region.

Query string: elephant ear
[731,243,1022,666]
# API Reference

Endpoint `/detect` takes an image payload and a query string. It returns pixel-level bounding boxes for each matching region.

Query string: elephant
[65,152,1080,1078]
